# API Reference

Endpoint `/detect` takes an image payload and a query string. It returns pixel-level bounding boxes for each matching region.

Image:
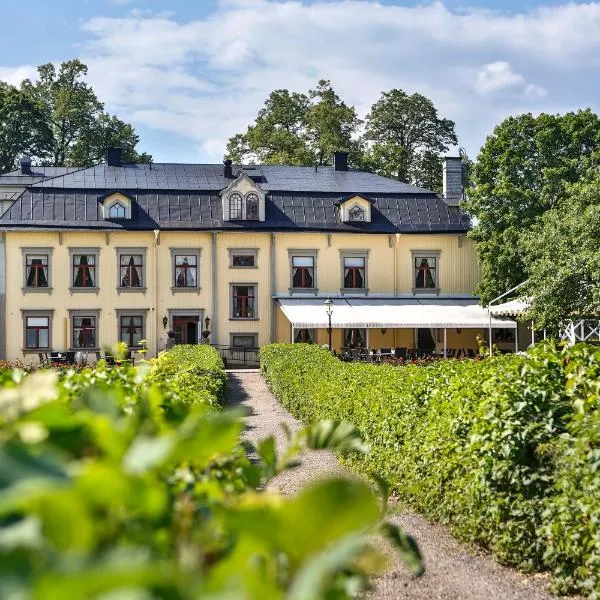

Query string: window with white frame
[246,193,259,220]
[119,314,145,348]
[23,248,51,290]
[413,252,440,291]
[294,328,315,343]
[229,192,243,220]
[231,333,258,348]
[108,202,126,219]
[348,205,365,221]
[172,250,200,289]
[71,249,99,290]
[71,312,99,349]
[231,285,257,319]
[343,328,367,348]
[117,248,146,290]
[23,312,52,350]
[291,255,315,289]
[229,249,258,268]
[341,253,367,291]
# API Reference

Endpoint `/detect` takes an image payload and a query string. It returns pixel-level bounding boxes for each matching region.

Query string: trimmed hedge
[148,344,226,410]
[0,341,425,598]
[261,342,600,597]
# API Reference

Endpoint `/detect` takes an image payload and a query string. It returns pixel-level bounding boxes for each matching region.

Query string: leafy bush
[261,342,600,597]
[147,345,227,411]
[0,346,422,598]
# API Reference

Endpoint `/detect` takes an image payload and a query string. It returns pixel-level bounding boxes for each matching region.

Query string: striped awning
[278,298,517,329]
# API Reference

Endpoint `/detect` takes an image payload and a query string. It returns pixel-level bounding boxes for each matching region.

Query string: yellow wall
[3,229,481,362]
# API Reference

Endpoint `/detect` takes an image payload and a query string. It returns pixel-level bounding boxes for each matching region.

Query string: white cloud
[2,1,600,161]
[474,62,525,95]
[524,83,548,99]
[0,65,37,86]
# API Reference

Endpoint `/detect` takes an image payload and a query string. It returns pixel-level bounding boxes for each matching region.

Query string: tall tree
[0,59,151,171]
[0,82,52,173]
[226,80,361,167]
[465,110,600,305]
[363,90,457,191]
[524,172,600,329]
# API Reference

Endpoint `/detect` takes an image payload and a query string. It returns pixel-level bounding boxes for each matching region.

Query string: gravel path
[226,369,568,600]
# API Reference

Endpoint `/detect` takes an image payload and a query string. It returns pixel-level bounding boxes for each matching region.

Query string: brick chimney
[442,156,463,206]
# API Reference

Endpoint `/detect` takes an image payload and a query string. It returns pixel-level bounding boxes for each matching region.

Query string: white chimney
[442,156,463,206]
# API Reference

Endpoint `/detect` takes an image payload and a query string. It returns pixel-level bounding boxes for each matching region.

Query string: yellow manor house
[0,149,520,364]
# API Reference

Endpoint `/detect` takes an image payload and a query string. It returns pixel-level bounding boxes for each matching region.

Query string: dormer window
[246,193,259,220]
[109,202,126,219]
[229,193,243,220]
[99,191,133,220]
[336,195,373,223]
[220,173,266,222]
[349,205,365,221]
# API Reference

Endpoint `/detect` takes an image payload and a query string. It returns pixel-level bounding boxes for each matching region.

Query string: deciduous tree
[465,110,600,305]
[363,89,457,191]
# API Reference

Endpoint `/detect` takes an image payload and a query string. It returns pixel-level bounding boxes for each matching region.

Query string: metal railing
[214,345,260,368]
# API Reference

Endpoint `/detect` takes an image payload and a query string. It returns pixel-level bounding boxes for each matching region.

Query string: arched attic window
[246,193,259,220]
[109,202,126,219]
[229,192,243,220]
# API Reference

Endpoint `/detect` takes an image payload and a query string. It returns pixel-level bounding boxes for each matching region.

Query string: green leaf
[380,522,424,576]
[305,421,368,454]
[288,534,366,600]
[123,435,174,475]
[0,443,68,490]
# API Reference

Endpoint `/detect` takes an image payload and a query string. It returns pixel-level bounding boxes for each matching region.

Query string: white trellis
[560,320,600,345]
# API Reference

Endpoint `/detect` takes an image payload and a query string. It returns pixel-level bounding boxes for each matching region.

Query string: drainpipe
[211,232,217,345]
[153,229,160,356]
[270,233,276,343]
[0,232,5,360]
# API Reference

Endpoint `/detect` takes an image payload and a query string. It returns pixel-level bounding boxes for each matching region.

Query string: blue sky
[1,0,599,163]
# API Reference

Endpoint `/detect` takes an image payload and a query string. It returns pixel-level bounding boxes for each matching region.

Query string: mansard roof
[0,162,471,233]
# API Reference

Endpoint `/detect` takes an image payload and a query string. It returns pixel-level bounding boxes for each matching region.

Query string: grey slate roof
[0,166,84,186]
[0,161,470,233]
[0,188,470,233]
[28,163,434,194]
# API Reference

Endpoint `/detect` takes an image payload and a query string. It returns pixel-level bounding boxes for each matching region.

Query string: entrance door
[173,316,200,345]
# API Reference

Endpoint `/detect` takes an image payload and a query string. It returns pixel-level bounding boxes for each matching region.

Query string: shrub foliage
[0,345,422,598]
[261,342,600,597]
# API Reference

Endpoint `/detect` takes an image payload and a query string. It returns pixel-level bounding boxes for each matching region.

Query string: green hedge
[261,342,600,597]
[148,344,226,410]
[0,342,423,598]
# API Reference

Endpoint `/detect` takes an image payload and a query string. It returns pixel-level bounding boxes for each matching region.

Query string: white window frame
[22,247,53,293]
[229,248,259,269]
[339,250,369,295]
[116,247,147,293]
[412,250,441,294]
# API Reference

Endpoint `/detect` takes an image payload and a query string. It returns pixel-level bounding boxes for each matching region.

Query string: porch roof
[278,298,517,329]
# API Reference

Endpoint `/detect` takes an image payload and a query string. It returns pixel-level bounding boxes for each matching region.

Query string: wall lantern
[380,328,387,335]
[456,328,462,334]
[204,316,211,330]
[162,316,168,329]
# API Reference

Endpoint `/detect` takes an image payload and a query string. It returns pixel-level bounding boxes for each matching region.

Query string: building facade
[0,150,517,362]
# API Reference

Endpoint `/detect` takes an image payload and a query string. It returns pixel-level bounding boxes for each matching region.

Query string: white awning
[278,298,517,329]
[489,298,530,317]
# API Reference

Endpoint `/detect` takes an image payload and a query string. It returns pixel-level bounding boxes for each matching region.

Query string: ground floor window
[343,328,367,348]
[493,328,515,342]
[232,285,256,319]
[231,334,258,348]
[72,315,97,349]
[120,315,144,347]
[294,328,315,343]
[25,316,50,349]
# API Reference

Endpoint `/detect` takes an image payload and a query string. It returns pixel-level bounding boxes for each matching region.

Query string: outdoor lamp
[162,316,168,329]
[204,316,211,330]
[325,297,334,351]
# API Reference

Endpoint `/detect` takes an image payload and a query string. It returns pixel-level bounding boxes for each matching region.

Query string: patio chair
[50,352,67,365]
[38,352,49,364]
[395,347,407,360]
[467,348,476,358]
